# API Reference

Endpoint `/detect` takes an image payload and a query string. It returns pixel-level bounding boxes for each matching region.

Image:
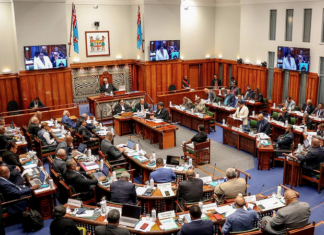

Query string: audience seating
[272,142,294,169]
[34,137,56,162]
[206,110,217,132]
[183,139,211,165]
[299,162,324,194]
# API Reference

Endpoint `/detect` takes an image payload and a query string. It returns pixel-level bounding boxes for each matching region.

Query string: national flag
[72,3,79,54]
[137,5,142,50]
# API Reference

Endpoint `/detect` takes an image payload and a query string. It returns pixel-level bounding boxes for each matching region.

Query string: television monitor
[24,44,68,71]
[149,40,180,61]
[277,46,310,72]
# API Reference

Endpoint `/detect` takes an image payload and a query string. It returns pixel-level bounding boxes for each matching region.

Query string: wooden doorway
[189,64,200,88]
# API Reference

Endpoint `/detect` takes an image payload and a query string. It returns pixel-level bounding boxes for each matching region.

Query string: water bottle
[268,114,271,121]
[297,143,301,153]
[112,171,117,182]
[87,149,91,157]
[199,200,203,210]
[273,103,276,108]
[136,144,139,152]
[61,125,64,132]
[285,120,288,126]
[49,179,54,189]
[218,101,221,107]
[189,158,192,167]
[100,159,104,171]
[87,115,90,121]
[111,127,114,135]
[252,111,255,116]
[67,131,71,136]
[196,172,199,178]
[93,117,96,122]
[110,91,113,96]
[151,208,156,222]
[277,186,282,196]
[10,121,14,129]
[100,122,102,128]
[222,119,225,125]
[100,198,106,215]
[150,178,154,188]
[152,152,156,161]
[169,101,172,107]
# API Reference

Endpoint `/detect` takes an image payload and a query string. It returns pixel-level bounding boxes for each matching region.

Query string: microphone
[217,193,226,206]
[212,163,216,181]
[256,184,265,197]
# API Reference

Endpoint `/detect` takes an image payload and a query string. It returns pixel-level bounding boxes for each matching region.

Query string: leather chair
[183,139,211,165]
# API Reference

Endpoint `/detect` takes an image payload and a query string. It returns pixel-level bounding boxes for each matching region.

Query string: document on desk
[216,205,233,214]
[256,197,285,211]
[159,218,179,230]
[22,163,38,169]
[76,210,95,217]
[135,220,156,231]
[136,187,149,196]
[34,186,51,193]
[259,133,270,139]
[152,119,164,123]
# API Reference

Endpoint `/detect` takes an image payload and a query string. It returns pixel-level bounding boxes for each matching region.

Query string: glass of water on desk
[146,212,151,221]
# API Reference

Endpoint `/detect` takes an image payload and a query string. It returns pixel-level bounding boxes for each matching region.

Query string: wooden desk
[245,101,263,115]
[283,157,301,188]
[227,116,243,128]
[132,117,178,149]
[114,117,133,136]
[256,139,274,171]
[169,107,212,134]
[206,104,236,123]
[87,92,145,121]
[56,115,78,123]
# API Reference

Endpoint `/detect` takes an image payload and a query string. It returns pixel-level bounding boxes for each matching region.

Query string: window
[303,9,312,42]
[285,9,294,41]
[269,10,277,40]
[319,57,324,103]
[321,9,324,42]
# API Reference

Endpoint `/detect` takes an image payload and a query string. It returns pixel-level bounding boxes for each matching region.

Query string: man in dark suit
[63,159,105,200]
[53,149,68,175]
[302,113,313,130]
[257,114,270,134]
[135,98,150,112]
[204,88,217,103]
[234,94,245,108]
[110,171,137,204]
[243,85,253,100]
[101,132,125,161]
[262,190,310,235]
[149,158,176,183]
[177,205,214,235]
[277,107,291,124]
[211,74,221,87]
[151,102,170,122]
[114,99,132,114]
[0,156,24,185]
[78,120,98,142]
[184,124,207,145]
[2,141,31,169]
[28,97,44,109]
[182,75,191,89]
[0,127,8,150]
[311,103,324,118]
[95,209,130,235]
[275,125,294,150]
[177,169,203,208]
[55,135,74,158]
[62,110,76,129]
[301,99,315,115]
[0,166,39,214]
[223,89,235,107]
[250,88,263,102]
[296,138,324,176]
[28,116,40,136]
[0,197,4,235]
[28,111,42,126]
[231,81,241,96]
[100,77,118,94]
[76,113,96,131]
[50,205,82,235]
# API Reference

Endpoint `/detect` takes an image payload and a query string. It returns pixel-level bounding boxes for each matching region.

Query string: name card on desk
[157,182,172,190]
[158,210,175,220]
[244,195,256,203]
[202,203,218,213]
[68,199,82,208]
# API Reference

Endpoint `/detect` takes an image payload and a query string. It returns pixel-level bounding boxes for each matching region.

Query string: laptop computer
[75,143,87,156]
[165,155,180,168]
[30,171,46,186]
[119,204,141,227]
[124,139,135,153]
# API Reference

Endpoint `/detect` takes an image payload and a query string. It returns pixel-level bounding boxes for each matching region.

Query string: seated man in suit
[262,190,310,235]
[277,107,291,124]
[55,135,74,158]
[231,81,241,96]
[63,159,105,200]
[28,111,42,126]
[234,94,245,108]
[250,88,263,102]
[222,195,259,234]
[62,110,76,129]
[53,149,76,175]
[28,116,40,136]
[0,127,9,150]
[214,168,247,203]
[76,113,96,131]
[211,74,221,88]
[316,123,324,140]
[182,96,193,110]
[257,113,270,134]
[232,101,249,125]
[135,98,150,112]
[0,166,40,214]
[275,125,294,150]
[302,113,313,130]
[114,99,132,114]
[0,156,24,185]
[177,169,203,208]
[100,77,118,94]
[296,138,324,176]
[95,209,130,235]
[229,77,236,89]
[101,132,125,161]
[311,103,324,118]
[2,141,31,169]
[78,120,98,142]
[177,205,214,235]
[110,171,137,204]
[182,75,191,89]
[151,102,170,122]
[184,124,207,145]
[301,99,315,114]
[204,88,217,103]
[243,85,253,100]
[223,89,235,107]
[28,97,44,109]
[194,97,206,114]
[149,158,176,183]
[38,122,57,146]
[285,96,296,110]
[50,205,84,235]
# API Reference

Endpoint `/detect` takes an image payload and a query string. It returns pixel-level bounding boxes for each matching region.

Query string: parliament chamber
[1,0,324,235]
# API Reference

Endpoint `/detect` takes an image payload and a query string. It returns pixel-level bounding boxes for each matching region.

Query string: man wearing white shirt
[99,78,118,94]
[34,52,53,69]
[156,46,169,61]
[283,53,297,70]
[233,101,249,125]
[285,96,296,110]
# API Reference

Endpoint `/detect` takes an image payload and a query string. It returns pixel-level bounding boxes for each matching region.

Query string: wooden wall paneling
[171,63,182,90]
[151,65,157,102]
[10,76,20,108]
[29,76,37,104]
[189,64,199,88]
[51,74,60,107]
[0,79,8,113]
[161,64,167,93]
[156,64,162,96]
[232,64,238,81]
[215,61,219,78]
[131,65,138,91]
[223,63,229,87]
[306,73,319,106]
[137,65,144,91]
[166,64,172,92]
[64,71,74,104]
[43,73,53,107]
[145,65,152,101]
[57,73,67,105]
[288,71,300,105]
[272,69,284,105]
[19,76,30,109]
[36,74,45,103]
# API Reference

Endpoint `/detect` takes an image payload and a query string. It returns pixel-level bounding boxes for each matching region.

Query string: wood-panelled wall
[272,69,284,105]
[306,73,319,106]
[18,68,74,110]
[0,74,20,113]
[288,71,300,105]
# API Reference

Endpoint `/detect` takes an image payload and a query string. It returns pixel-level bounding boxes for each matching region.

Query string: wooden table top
[132,117,178,133]
[205,103,236,112]
[169,107,213,121]
[56,116,78,122]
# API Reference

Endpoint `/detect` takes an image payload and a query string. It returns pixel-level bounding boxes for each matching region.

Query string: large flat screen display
[277,46,310,72]
[24,44,68,71]
[150,40,180,61]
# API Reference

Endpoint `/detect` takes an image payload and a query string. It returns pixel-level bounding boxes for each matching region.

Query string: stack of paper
[135,220,156,231]
[159,219,178,230]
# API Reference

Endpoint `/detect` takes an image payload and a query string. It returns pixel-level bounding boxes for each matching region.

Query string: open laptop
[75,143,87,157]
[30,171,46,186]
[93,163,110,180]
[165,155,180,168]
[119,204,141,227]
[124,139,135,153]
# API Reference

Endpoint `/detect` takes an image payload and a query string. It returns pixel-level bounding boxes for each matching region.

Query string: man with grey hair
[110,171,137,204]
[99,77,118,94]
[62,110,76,129]
[76,113,96,131]
[94,209,130,235]
[53,149,80,175]
[101,132,124,161]
[135,98,150,112]
[214,168,247,203]
[182,96,193,110]
[28,116,40,136]
[28,111,42,126]
[151,102,170,122]
[204,88,217,103]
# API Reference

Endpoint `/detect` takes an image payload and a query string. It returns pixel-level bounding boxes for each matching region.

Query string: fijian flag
[72,3,79,54]
[137,5,142,50]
